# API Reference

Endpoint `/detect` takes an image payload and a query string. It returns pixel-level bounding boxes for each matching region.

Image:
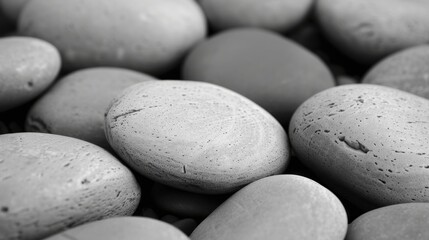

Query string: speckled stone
[0,36,60,112]
[182,28,335,126]
[0,133,141,240]
[105,80,290,194]
[346,203,429,240]
[199,0,313,32]
[363,45,429,99]
[18,0,207,75]
[289,84,429,210]
[316,0,429,64]
[190,175,348,240]
[25,67,156,149]
[43,217,190,240]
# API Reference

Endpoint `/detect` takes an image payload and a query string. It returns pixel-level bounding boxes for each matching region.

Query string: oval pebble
[150,182,228,218]
[363,44,429,99]
[105,80,290,194]
[0,36,61,112]
[25,67,156,149]
[190,174,348,240]
[346,203,429,240]
[182,28,335,126]
[316,0,429,64]
[43,217,190,240]
[0,133,141,240]
[199,0,313,33]
[18,0,207,76]
[0,0,30,22]
[289,84,429,210]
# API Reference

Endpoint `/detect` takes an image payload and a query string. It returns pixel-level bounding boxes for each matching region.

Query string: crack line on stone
[112,108,145,121]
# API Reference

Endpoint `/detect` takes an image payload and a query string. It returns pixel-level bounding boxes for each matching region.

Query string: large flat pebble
[316,0,429,64]
[191,175,347,240]
[346,203,429,240]
[363,45,429,99]
[0,36,60,112]
[182,28,335,125]
[25,67,155,149]
[105,80,290,194]
[290,84,429,210]
[0,133,141,240]
[43,217,189,240]
[19,0,206,75]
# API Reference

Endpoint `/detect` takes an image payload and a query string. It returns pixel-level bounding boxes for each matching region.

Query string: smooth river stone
[43,217,190,240]
[18,0,207,76]
[25,67,156,149]
[363,45,429,99]
[199,0,313,33]
[316,0,429,64]
[289,84,429,210]
[182,28,335,126]
[346,203,429,240]
[0,36,61,112]
[0,133,141,240]
[190,175,348,240]
[105,80,290,194]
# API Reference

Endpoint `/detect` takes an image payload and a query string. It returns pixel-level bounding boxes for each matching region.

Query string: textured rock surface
[25,67,156,149]
[363,45,429,99]
[289,84,429,210]
[44,217,190,240]
[182,28,335,126]
[0,36,60,112]
[18,0,207,75]
[199,0,313,32]
[0,133,141,240]
[346,203,429,240]
[105,80,290,194]
[190,175,348,240]
[316,0,429,64]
